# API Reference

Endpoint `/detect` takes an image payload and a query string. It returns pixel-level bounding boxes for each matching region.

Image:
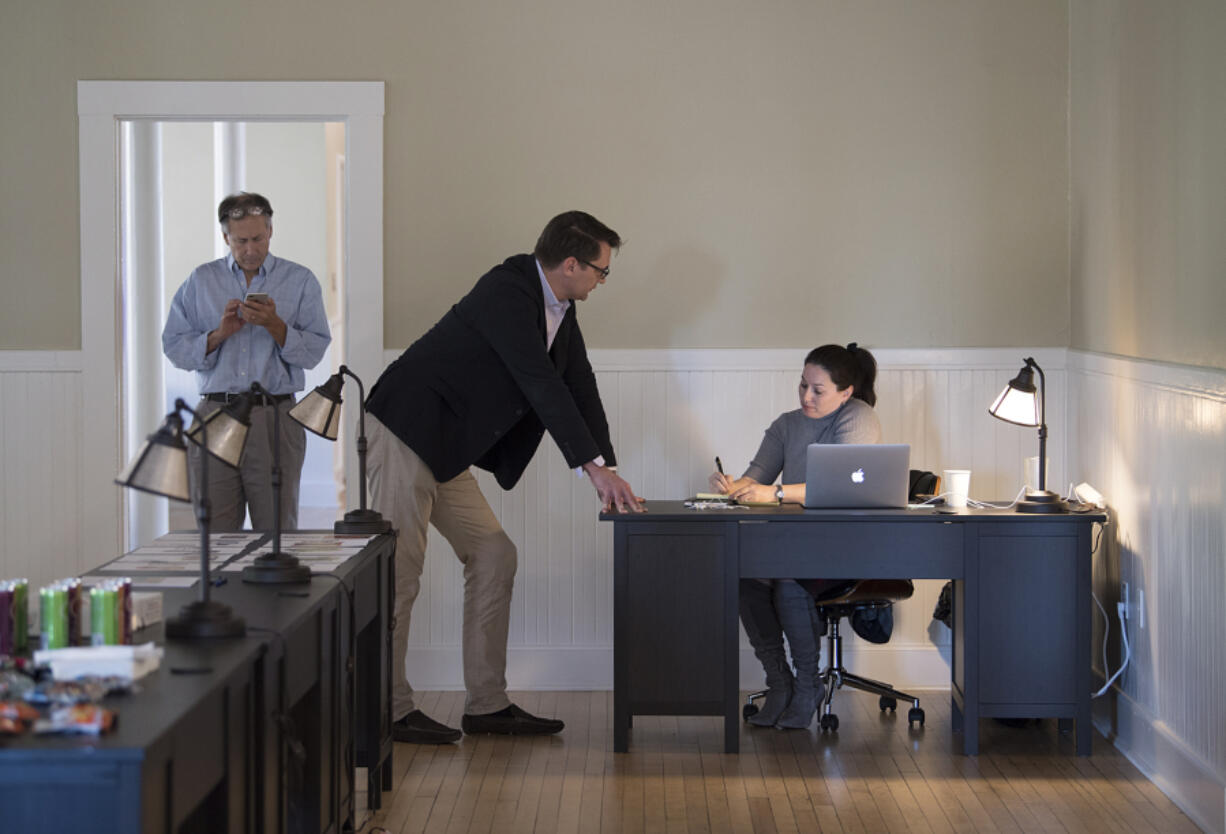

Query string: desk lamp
[240,382,312,584]
[185,393,253,468]
[988,357,1068,513]
[289,365,392,535]
[115,400,246,638]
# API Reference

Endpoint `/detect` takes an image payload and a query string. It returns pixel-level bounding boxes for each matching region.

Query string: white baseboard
[405,644,954,693]
[1094,684,1226,834]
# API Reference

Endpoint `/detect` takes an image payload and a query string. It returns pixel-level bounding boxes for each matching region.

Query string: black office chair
[812,469,938,731]
[742,470,937,732]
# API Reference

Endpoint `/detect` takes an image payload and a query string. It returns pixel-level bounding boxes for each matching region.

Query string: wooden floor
[355,689,1199,834]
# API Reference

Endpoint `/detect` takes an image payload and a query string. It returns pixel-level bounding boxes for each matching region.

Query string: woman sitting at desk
[710,343,880,729]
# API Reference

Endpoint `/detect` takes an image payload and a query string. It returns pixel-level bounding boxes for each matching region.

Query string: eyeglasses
[580,260,610,279]
[225,205,270,220]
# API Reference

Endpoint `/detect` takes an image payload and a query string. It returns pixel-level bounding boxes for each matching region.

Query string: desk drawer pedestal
[613,522,739,752]
[953,523,1093,754]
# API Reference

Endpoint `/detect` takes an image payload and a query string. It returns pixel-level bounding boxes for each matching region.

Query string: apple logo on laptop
[851,468,865,484]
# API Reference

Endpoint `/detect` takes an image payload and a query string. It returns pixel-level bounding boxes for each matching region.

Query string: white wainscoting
[1069,350,1226,834]
[397,346,1069,692]
[0,346,1064,685]
[0,352,85,592]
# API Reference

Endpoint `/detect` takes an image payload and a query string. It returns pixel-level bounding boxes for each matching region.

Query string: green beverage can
[40,585,69,650]
[90,585,120,646]
[11,579,28,652]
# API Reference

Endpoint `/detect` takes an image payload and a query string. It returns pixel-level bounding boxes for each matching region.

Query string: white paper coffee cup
[943,469,971,508]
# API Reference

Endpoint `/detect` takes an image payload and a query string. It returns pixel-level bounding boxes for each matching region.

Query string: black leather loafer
[461,703,565,736]
[392,709,461,744]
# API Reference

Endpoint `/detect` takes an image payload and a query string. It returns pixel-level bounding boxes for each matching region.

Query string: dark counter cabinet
[0,531,395,833]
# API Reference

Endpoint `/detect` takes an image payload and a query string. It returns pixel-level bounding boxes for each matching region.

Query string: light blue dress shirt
[162,253,331,395]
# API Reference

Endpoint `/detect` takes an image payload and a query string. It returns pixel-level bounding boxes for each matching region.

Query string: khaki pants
[367,413,517,718]
[187,397,306,531]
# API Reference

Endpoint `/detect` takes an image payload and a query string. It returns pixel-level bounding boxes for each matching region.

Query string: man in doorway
[365,210,645,744]
[163,191,331,531]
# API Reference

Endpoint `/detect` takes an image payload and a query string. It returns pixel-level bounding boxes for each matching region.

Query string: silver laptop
[803,443,910,508]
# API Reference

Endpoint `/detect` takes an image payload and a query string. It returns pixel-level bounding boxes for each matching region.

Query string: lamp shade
[988,365,1040,426]
[115,399,247,638]
[286,365,391,535]
[289,373,344,440]
[987,358,1067,513]
[186,397,252,468]
[115,416,191,502]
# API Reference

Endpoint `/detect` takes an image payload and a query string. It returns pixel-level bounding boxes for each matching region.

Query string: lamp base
[241,552,312,584]
[1017,489,1069,514]
[334,508,392,536]
[165,600,246,639]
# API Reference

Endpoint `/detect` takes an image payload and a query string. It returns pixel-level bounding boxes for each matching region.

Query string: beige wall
[1,0,1068,351]
[1070,0,1226,371]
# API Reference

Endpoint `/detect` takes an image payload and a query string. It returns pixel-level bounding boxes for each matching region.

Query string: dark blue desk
[603,502,1104,755]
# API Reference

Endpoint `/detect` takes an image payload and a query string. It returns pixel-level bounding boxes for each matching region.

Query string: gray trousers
[187,397,306,531]
[366,413,517,719]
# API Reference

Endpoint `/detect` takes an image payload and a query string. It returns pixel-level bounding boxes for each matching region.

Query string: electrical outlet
[1138,589,1145,629]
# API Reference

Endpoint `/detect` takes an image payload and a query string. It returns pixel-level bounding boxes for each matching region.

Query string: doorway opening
[119,120,347,542]
[78,80,384,557]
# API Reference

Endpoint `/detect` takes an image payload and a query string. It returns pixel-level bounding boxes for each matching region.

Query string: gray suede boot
[739,579,794,727]
[750,652,794,727]
[774,580,825,729]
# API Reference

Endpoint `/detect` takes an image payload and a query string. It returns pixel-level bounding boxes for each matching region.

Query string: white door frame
[78,81,385,553]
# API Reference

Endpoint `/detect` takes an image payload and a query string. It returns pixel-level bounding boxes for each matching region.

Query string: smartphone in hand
[239,292,268,320]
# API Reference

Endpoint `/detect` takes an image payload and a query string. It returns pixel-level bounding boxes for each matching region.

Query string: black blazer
[366,254,616,490]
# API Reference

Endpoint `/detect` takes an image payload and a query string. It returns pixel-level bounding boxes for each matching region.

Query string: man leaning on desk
[364,210,644,744]
[162,191,332,531]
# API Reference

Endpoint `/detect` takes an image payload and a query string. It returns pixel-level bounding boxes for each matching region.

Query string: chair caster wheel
[819,713,839,732]
[879,696,897,713]
[908,707,925,728]
[743,704,759,722]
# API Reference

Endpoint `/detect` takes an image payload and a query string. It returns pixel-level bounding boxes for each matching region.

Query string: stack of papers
[224,533,375,573]
[686,493,778,508]
[100,532,262,573]
[81,574,197,589]
[33,643,165,681]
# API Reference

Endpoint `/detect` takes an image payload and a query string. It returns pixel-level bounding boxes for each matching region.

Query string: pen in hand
[712,456,731,494]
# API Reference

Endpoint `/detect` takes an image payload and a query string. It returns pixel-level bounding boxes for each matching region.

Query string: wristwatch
[775,484,785,502]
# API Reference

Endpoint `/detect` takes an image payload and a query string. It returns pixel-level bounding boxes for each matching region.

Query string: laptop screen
[803,444,910,508]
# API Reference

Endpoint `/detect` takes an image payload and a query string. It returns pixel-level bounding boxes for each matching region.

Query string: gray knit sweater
[742,398,882,486]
